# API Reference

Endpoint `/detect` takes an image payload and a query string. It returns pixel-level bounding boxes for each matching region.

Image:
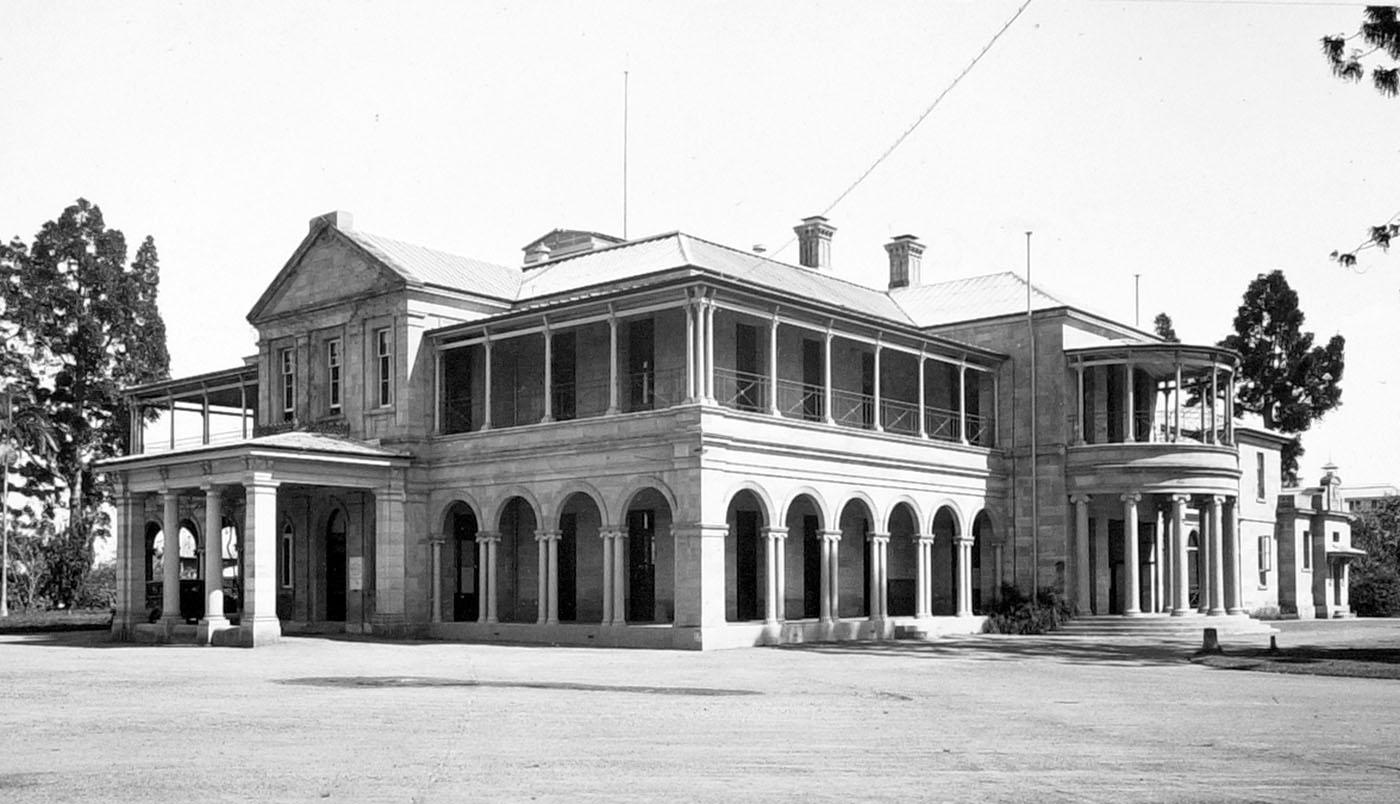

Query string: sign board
[347,556,363,592]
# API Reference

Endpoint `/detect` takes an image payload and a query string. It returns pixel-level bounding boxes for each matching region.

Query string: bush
[1351,563,1400,617]
[982,584,1072,634]
[77,559,116,609]
[1249,605,1283,621]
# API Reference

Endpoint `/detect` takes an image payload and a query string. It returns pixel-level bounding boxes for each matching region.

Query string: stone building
[98,211,1354,648]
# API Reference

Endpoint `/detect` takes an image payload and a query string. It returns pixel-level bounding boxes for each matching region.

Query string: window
[1301,527,1312,570]
[375,328,392,407]
[279,522,294,588]
[279,348,295,422]
[1255,452,1266,501]
[326,338,342,414]
[1257,534,1271,586]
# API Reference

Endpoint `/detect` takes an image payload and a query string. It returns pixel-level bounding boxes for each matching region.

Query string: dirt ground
[2,622,1399,803]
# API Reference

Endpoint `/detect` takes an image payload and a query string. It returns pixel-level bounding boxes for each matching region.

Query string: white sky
[3,0,1397,485]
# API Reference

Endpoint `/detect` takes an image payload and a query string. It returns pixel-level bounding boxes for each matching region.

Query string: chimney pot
[793,216,836,270]
[310,210,354,232]
[885,234,925,289]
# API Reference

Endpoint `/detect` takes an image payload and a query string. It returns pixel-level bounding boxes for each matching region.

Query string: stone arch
[930,504,962,615]
[885,495,923,534]
[930,498,966,536]
[971,510,996,614]
[839,490,882,533]
[721,481,774,527]
[178,518,201,581]
[620,485,676,624]
[495,495,541,623]
[435,495,486,535]
[779,486,830,530]
[886,500,921,617]
[323,502,351,623]
[724,487,770,622]
[441,500,481,622]
[556,491,605,623]
[552,481,609,529]
[780,491,826,621]
[836,497,876,618]
[618,476,678,522]
[488,486,543,530]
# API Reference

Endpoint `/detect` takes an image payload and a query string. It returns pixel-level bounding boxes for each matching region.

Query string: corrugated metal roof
[890,272,1065,327]
[247,431,409,457]
[344,230,521,301]
[514,236,689,299]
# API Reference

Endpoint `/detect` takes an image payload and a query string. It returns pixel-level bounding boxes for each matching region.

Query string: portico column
[429,537,444,624]
[241,474,282,645]
[1171,494,1190,616]
[541,322,553,423]
[1121,492,1141,615]
[917,354,928,438]
[763,527,780,624]
[482,335,493,430]
[1159,505,1172,612]
[955,536,973,616]
[684,298,697,401]
[600,530,614,624]
[819,529,840,622]
[1072,494,1092,614]
[161,489,181,627]
[535,531,549,624]
[1075,363,1086,444]
[874,533,890,618]
[872,341,883,432]
[1226,498,1243,615]
[1124,364,1136,442]
[475,533,491,624]
[1153,507,1165,613]
[198,485,228,640]
[486,532,500,624]
[1208,495,1225,615]
[110,488,145,638]
[612,528,628,625]
[822,328,835,425]
[607,312,619,414]
[768,314,780,416]
[958,364,969,444]
[866,532,889,618]
[915,535,933,618]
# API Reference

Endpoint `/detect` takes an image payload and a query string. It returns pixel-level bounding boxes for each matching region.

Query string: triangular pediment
[248,225,407,324]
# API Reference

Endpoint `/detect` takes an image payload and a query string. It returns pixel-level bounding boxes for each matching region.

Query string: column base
[1170,607,1192,617]
[1123,609,1142,617]
[229,616,281,647]
[196,615,231,645]
[370,612,408,638]
[1207,607,1225,616]
[1227,607,1244,616]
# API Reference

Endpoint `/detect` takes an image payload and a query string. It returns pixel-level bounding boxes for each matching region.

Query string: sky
[3,0,1398,485]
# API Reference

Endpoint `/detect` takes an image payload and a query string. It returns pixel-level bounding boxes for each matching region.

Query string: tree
[1,383,58,616]
[1153,312,1179,343]
[1219,271,1344,484]
[0,199,169,543]
[1350,496,1400,616]
[1322,7,1400,266]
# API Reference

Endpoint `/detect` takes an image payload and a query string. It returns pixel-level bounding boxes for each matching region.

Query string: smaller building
[1276,463,1364,619]
[1343,482,1399,514]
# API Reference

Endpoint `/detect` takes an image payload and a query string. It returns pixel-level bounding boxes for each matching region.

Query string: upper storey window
[279,348,295,421]
[375,328,393,408]
[327,338,343,414]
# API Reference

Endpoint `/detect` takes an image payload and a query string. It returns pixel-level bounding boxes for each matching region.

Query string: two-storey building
[97,211,1352,648]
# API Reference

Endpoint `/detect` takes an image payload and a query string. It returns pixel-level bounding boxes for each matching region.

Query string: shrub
[1249,605,1283,621]
[1351,563,1400,617]
[982,584,1072,634]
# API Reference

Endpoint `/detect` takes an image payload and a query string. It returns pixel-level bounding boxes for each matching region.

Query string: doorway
[627,509,656,622]
[325,510,347,622]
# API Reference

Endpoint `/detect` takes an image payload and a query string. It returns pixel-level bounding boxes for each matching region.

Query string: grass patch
[1194,646,1400,680]
[0,608,112,635]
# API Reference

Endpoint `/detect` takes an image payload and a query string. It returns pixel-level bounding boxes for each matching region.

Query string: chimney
[884,234,924,289]
[310,210,354,232]
[793,216,836,270]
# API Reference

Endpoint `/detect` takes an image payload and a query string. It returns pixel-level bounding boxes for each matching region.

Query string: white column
[703,300,716,402]
[612,528,628,626]
[867,533,889,619]
[241,475,282,645]
[1173,360,1182,441]
[1209,364,1219,444]
[820,530,840,622]
[1122,492,1141,615]
[546,531,560,625]
[476,534,490,624]
[1226,498,1243,615]
[199,485,227,638]
[607,313,619,414]
[872,341,883,432]
[1075,364,1086,444]
[768,314,780,416]
[684,298,697,401]
[486,533,500,624]
[956,537,973,616]
[958,364,968,444]
[1208,495,1225,615]
[482,337,493,430]
[1125,363,1136,442]
[764,527,780,625]
[161,489,181,626]
[600,530,614,625]
[541,323,553,424]
[1226,370,1236,445]
[915,535,932,618]
[1073,494,1091,614]
[1159,505,1171,613]
[917,354,928,438]
[1171,495,1190,616]
[429,537,444,624]
[1152,507,1165,613]
[535,531,549,624]
[823,328,835,425]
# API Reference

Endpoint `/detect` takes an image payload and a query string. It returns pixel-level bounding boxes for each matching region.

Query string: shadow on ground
[1195,646,1400,680]
[777,635,1208,667]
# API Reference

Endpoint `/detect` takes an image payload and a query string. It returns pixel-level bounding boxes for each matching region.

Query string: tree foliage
[1322,7,1400,267]
[1219,271,1344,484]
[1153,312,1179,343]
[1350,495,1400,616]
[0,199,170,535]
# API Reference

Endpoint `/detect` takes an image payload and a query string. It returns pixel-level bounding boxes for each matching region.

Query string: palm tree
[2,387,58,616]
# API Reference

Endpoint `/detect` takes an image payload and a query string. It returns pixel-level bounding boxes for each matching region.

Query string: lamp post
[1,386,12,618]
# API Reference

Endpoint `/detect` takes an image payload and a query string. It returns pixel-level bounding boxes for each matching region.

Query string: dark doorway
[860,352,875,428]
[801,339,823,421]
[802,515,821,618]
[1106,366,1124,442]
[442,348,473,433]
[627,509,656,622]
[552,331,577,421]
[451,506,478,622]
[734,510,760,621]
[627,318,654,411]
[971,528,983,614]
[735,323,760,411]
[326,510,347,622]
[1108,519,1125,615]
[1088,517,1099,614]
[558,513,578,622]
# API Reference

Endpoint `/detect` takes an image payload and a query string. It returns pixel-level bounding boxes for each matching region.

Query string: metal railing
[925,406,960,442]
[881,398,921,436]
[623,366,686,413]
[491,386,544,429]
[831,388,875,430]
[776,379,824,421]
[715,368,769,413]
[552,376,610,421]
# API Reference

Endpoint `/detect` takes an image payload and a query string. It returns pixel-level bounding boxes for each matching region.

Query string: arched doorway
[972,511,994,614]
[887,503,919,617]
[144,522,162,615]
[783,494,824,620]
[931,507,960,615]
[725,489,768,622]
[836,498,873,618]
[497,496,539,623]
[177,519,202,621]
[326,509,347,622]
[624,487,675,623]
[445,502,478,621]
[557,492,604,623]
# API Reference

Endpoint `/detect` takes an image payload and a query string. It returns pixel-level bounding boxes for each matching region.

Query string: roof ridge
[348,229,514,272]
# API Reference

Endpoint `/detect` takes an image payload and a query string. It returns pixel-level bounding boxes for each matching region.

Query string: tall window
[1301,528,1312,570]
[1257,534,1271,586]
[326,338,342,414]
[375,328,392,407]
[279,522,294,588]
[1255,452,1266,501]
[279,348,295,422]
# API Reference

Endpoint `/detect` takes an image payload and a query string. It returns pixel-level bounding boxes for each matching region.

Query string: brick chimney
[884,234,924,289]
[793,216,836,270]
[310,210,354,232]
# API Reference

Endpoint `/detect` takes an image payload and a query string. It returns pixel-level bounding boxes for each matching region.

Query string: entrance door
[1108,519,1124,615]
[735,510,760,621]
[326,510,347,622]
[558,513,578,621]
[552,331,577,421]
[627,509,656,622]
[802,515,821,618]
[451,508,478,621]
[860,352,875,428]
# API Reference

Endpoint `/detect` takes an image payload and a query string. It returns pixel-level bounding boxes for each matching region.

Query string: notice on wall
[348,556,364,591]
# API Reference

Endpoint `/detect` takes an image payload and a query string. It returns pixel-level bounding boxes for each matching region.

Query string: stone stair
[1054,613,1278,639]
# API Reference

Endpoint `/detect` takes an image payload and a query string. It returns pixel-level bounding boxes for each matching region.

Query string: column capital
[535,529,561,542]
[476,530,501,544]
[1070,493,1092,505]
[200,482,224,495]
[1206,494,1225,506]
[820,529,842,543]
[1120,492,1141,504]
[916,534,936,545]
[762,526,788,540]
[1169,493,1191,505]
[866,531,891,544]
[600,529,622,541]
[955,534,976,546]
[429,536,447,546]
